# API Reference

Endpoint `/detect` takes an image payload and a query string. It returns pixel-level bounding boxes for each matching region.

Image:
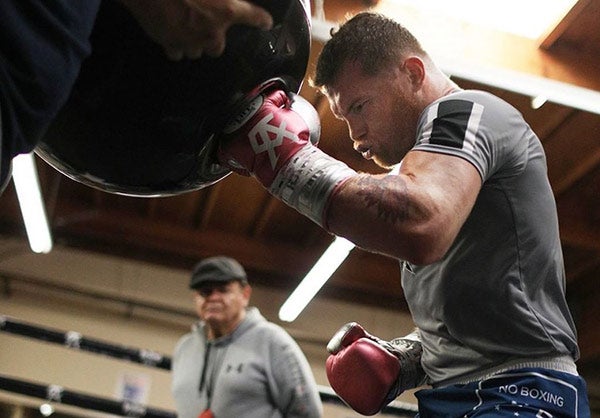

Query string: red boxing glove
[326,322,426,416]
[217,80,320,188]
[216,79,356,228]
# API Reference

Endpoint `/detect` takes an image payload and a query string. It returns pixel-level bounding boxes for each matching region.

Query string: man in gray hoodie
[171,256,323,418]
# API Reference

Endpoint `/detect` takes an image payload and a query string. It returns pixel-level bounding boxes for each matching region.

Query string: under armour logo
[248,112,300,170]
[225,363,244,373]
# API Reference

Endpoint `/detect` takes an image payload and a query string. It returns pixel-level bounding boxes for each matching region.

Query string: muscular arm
[327,150,482,264]
[215,85,481,263]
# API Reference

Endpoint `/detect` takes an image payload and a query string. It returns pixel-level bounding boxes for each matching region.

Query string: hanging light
[12,153,53,253]
[279,236,355,322]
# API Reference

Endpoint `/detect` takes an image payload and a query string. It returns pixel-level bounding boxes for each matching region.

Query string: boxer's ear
[403,56,425,88]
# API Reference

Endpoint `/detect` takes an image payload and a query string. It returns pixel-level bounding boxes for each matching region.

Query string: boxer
[216,11,591,418]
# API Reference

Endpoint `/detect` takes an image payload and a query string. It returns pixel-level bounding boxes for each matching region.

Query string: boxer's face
[326,60,422,169]
[194,280,251,337]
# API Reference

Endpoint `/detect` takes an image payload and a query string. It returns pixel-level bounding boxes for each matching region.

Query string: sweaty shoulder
[413,90,533,182]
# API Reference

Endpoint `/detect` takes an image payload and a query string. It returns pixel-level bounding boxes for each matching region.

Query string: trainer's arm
[327,150,481,265]
[118,0,272,60]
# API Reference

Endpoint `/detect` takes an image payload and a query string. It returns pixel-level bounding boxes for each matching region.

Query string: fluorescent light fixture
[383,0,577,39]
[12,153,53,253]
[279,236,355,322]
[439,57,600,116]
[531,95,548,110]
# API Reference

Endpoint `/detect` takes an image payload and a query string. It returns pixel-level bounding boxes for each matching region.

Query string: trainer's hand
[119,0,273,60]
[217,80,320,187]
[326,322,426,416]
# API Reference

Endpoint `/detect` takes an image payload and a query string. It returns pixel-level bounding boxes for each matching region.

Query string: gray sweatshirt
[171,307,323,418]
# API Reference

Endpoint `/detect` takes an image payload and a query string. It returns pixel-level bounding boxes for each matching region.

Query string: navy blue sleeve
[0,0,101,184]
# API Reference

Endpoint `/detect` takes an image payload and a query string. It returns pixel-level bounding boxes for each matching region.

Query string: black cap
[189,256,248,289]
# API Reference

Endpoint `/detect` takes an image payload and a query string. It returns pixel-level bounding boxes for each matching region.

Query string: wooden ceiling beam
[371,0,600,93]
[539,0,594,51]
[553,147,600,196]
[571,282,600,363]
[558,213,600,252]
[49,203,327,278]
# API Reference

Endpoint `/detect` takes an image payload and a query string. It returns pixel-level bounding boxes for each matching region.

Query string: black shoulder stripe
[430,99,474,149]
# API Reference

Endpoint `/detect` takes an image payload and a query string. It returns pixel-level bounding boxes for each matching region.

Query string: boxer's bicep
[326,150,480,264]
[400,150,481,252]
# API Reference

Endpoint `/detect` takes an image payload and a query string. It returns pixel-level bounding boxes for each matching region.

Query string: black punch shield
[36,0,312,196]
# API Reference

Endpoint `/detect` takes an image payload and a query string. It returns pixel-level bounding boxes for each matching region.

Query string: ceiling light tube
[12,153,53,253]
[279,236,355,322]
[531,95,548,110]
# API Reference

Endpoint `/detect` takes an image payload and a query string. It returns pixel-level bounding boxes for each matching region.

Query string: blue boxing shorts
[415,368,590,418]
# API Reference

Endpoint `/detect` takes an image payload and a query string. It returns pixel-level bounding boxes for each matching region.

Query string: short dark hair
[312,12,426,91]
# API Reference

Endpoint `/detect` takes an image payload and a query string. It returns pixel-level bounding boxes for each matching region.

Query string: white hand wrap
[268,145,356,228]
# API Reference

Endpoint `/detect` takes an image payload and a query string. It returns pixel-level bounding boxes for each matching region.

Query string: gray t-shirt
[171,307,322,418]
[402,90,579,385]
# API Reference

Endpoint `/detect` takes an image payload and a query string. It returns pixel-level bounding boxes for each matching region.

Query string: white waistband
[433,355,578,388]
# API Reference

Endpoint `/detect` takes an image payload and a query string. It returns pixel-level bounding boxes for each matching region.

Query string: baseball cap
[189,256,248,289]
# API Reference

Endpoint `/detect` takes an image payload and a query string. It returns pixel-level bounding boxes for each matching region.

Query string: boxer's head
[312,13,430,169]
[313,12,458,169]
[312,12,426,94]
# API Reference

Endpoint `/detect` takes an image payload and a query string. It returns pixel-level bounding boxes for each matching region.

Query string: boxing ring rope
[0,374,175,418]
[0,315,418,417]
[0,314,170,370]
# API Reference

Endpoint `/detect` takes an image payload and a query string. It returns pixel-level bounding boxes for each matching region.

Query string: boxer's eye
[350,100,366,114]
[354,104,363,113]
